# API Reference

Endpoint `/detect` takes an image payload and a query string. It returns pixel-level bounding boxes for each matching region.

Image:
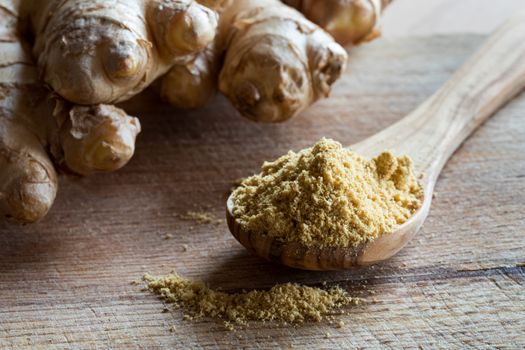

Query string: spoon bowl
[226,165,433,270]
[226,12,525,270]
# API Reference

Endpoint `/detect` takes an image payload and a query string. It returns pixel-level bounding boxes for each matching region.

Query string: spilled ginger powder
[144,273,355,329]
[232,138,422,248]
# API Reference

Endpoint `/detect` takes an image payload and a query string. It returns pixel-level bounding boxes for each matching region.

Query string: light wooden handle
[354,12,525,180]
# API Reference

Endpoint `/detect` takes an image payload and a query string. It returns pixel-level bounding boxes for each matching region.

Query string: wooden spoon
[226,13,525,270]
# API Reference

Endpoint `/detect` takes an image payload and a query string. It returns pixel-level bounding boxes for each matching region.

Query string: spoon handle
[353,12,525,181]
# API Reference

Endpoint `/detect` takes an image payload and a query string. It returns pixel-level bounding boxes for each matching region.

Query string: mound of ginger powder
[144,272,357,329]
[231,138,423,248]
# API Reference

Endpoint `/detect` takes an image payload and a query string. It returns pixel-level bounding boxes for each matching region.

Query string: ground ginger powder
[144,273,355,329]
[232,138,422,248]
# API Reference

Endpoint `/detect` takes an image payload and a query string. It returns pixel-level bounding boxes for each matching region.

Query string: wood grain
[1,35,524,349]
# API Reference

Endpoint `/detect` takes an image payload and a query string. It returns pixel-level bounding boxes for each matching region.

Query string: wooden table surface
[382,0,525,37]
[1,32,524,349]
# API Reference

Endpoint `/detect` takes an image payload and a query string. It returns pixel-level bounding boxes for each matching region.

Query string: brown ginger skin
[218,0,348,122]
[160,44,220,108]
[161,0,390,116]
[159,0,230,108]
[162,0,348,122]
[56,104,141,176]
[283,0,392,45]
[24,0,219,105]
[1,0,140,223]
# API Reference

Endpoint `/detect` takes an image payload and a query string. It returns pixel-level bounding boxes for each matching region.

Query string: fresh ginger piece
[162,0,390,115]
[160,44,219,109]
[0,115,58,223]
[162,0,347,122]
[218,0,348,122]
[55,104,141,176]
[283,0,392,45]
[0,0,140,223]
[159,0,231,108]
[23,0,219,105]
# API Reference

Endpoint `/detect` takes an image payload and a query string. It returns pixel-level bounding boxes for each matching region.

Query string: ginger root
[283,0,392,45]
[18,0,388,123]
[160,43,220,109]
[1,0,140,223]
[218,0,348,122]
[23,0,382,122]
[162,0,348,122]
[23,0,219,105]
[161,0,390,120]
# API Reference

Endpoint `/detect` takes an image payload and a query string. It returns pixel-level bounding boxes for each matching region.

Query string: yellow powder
[232,138,422,248]
[143,273,355,328]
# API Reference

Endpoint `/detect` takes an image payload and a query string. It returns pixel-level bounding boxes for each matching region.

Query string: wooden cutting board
[1,35,524,349]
